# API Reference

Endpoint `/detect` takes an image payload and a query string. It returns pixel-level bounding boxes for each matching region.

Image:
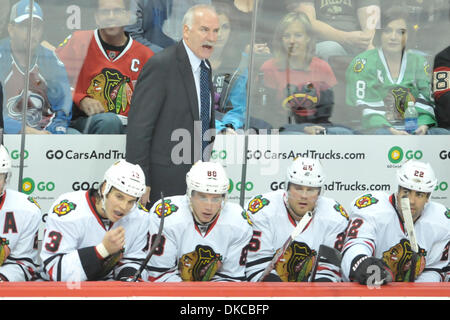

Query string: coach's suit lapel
[176,42,199,121]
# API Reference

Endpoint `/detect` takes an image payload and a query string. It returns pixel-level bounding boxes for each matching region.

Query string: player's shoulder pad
[221,201,251,227]
[26,195,42,210]
[151,196,181,219]
[137,201,149,213]
[352,192,384,211]
[245,193,272,216]
[51,198,78,218]
[8,190,42,213]
[331,200,349,220]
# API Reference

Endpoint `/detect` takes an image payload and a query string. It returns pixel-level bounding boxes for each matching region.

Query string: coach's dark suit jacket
[126,41,215,207]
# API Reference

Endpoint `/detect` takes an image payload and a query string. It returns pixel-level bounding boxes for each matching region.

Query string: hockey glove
[382,240,426,282]
[97,248,124,279]
[178,245,223,281]
[0,238,11,266]
[349,255,393,285]
[275,241,316,282]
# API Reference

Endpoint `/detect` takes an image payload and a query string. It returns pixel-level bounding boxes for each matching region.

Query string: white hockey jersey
[146,195,253,282]
[40,189,150,281]
[0,189,41,281]
[341,192,450,282]
[245,190,349,282]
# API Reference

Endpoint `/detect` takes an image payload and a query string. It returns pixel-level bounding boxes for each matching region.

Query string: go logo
[21,178,55,195]
[72,181,99,191]
[228,179,254,193]
[10,149,29,160]
[3,146,29,160]
[388,146,423,164]
[434,181,448,192]
[211,150,227,160]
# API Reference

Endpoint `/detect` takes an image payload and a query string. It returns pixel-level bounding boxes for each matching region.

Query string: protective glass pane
[244,0,450,135]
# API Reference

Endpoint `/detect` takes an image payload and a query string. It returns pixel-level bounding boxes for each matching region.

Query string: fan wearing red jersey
[56,0,154,134]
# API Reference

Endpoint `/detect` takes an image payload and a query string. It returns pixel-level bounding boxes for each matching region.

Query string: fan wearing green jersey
[345,6,448,135]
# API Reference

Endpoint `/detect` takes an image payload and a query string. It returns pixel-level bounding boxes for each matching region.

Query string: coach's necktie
[200,60,210,160]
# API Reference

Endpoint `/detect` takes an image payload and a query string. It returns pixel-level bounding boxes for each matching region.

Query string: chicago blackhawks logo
[137,202,149,212]
[247,195,270,215]
[53,200,77,217]
[0,237,11,266]
[424,62,430,76]
[179,245,223,281]
[353,58,366,73]
[275,241,317,282]
[334,203,349,219]
[241,210,253,226]
[354,194,378,209]
[382,239,426,282]
[154,199,178,218]
[390,86,415,116]
[87,68,133,115]
[27,196,41,209]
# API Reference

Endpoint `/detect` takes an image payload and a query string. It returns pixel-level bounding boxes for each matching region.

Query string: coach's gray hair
[182,4,217,29]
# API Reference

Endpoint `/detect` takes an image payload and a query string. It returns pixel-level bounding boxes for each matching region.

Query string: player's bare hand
[102,226,125,255]
[80,97,105,116]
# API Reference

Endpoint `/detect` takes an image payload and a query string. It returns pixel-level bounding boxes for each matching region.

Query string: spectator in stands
[56,0,154,134]
[210,1,249,132]
[259,12,353,134]
[125,0,176,53]
[345,6,448,135]
[0,0,75,134]
[160,0,212,42]
[0,0,12,40]
[432,45,450,130]
[297,0,380,62]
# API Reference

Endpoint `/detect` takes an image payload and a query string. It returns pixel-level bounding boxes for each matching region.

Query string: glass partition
[1,0,449,208]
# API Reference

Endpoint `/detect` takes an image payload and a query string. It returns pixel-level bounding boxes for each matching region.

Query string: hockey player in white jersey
[245,157,349,282]
[40,160,150,281]
[341,160,450,284]
[0,145,41,281]
[146,161,252,282]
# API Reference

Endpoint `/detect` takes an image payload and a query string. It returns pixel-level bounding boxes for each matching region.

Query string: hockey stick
[310,244,343,282]
[400,196,418,282]
[258,211,313,282]
[132,192,166,282]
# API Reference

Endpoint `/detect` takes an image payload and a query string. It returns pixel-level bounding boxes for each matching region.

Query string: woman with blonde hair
[259,11,353,134]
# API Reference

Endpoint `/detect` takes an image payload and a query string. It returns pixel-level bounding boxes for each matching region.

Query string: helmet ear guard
[396,160,437,193]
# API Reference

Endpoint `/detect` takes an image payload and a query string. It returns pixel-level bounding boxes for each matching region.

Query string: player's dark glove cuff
[261,273,283,282]
[349,254,393,285]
